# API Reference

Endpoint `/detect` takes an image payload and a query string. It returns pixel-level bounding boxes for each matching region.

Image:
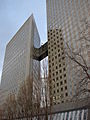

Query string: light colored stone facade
[48,29,68,104]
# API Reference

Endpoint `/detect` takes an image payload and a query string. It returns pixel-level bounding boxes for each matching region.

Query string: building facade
[0,0,90,108]
[47,0,90,104]
[0,15,41,105]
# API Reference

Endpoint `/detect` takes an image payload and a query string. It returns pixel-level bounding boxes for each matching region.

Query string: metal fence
[1,98,90,120]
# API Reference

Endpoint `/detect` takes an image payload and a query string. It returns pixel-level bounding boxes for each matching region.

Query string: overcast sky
[0,0,47,83]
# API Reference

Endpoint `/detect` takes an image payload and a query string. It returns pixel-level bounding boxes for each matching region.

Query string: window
[57,89,59,93]
[63,62,65,65]
[62,52,64,55]
[61,101,64,103]
[60,76,62,79]
[61,94,63,98]
[64,80,67,83]
[60,81,63,85]
[56,71,58,75]
[49,70,51,73]
[61,87,63,91]
[52,58,54,61]
[56,32,58,34]
[62,57,65,60]
[52,63,54,66]
[58,49,60,52]
[64,74,66,77]
[61,38,63,40]
[59,30,61,32]
[55,56,57,58]
[60,34,62,36]
[61,47,63,50]
[57,83,59,86]
[61,42,63,45]
[58,53,60,57]
[56,77,58,80]
[66,93,68,96]
[63,68,66,71]
[49,60,51,63]
[59,69,62,73]
[51,45,53,47]
[56,66,58,69]
[59,64,61,67]
[65,86,67,90]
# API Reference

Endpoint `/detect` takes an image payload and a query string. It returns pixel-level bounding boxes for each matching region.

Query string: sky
[0,0,47,83]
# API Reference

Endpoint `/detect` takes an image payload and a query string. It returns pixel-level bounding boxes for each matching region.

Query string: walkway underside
[33,42,48,61]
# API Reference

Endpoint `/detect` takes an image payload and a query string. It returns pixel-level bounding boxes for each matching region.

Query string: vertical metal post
[87,108,90,120]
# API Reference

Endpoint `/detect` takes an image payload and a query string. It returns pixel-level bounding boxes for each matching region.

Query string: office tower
[0,15,41,105]
[47,0,90,104]
[48,29,68,104]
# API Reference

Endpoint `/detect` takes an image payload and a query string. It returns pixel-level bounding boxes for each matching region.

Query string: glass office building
[0,15,41,105]
[47,0,90,104]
